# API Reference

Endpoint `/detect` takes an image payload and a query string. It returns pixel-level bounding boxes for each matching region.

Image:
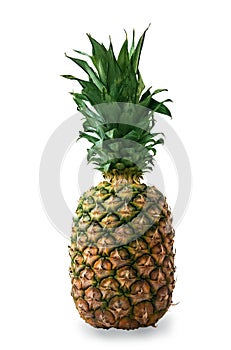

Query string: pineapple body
[69,180,175,329]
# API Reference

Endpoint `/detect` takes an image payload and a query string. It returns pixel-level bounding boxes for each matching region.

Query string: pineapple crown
[62,26,172,181]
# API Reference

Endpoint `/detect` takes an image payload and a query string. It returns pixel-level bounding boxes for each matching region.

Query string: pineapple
[62,27,175,330]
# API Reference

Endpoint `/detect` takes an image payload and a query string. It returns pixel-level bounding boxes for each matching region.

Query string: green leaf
[131,24,150,73]
[75,78,89,88]
[136,70,145,102]
[79,131,99,144]
[105,128,119,139]
[123,130,140,141]
[152,88,168,95]
[83,115,102,131]
[146,145,157,154]
[65,53,105,91]
[72,49,91,58]
[79,80,103,104]
[87,34,107,59]
[119,64,137,102]
[129,29,135,57]
[87,35,108,84]
[82,123,96,133]
[96,126,105,139]
[117,36,129,71]
[149,98,172,117]
[139,132,154,145]
[97,59,108,85]
[107,40,122,94]
[154,138,164,145]
[70,92,88,110]
[82,105,105,124]
[70,91,87,99]
[140,87,152,102]
[139,94,152,108]
[61,74,78,80]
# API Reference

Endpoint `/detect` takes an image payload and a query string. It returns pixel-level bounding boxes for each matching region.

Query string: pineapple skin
[69,180,175,330]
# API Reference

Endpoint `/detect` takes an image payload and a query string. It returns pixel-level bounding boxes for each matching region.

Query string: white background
[1,0,231,349]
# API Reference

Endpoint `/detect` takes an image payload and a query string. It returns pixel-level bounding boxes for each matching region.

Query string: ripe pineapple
[63,27,175,330]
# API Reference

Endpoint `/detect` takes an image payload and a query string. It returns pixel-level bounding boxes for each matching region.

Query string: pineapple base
[69,180,175,330]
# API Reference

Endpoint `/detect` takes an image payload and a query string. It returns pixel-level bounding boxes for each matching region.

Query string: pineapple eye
[87,196,94,204]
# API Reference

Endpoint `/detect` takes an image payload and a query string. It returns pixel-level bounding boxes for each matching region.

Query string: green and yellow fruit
[63,27,175,330]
